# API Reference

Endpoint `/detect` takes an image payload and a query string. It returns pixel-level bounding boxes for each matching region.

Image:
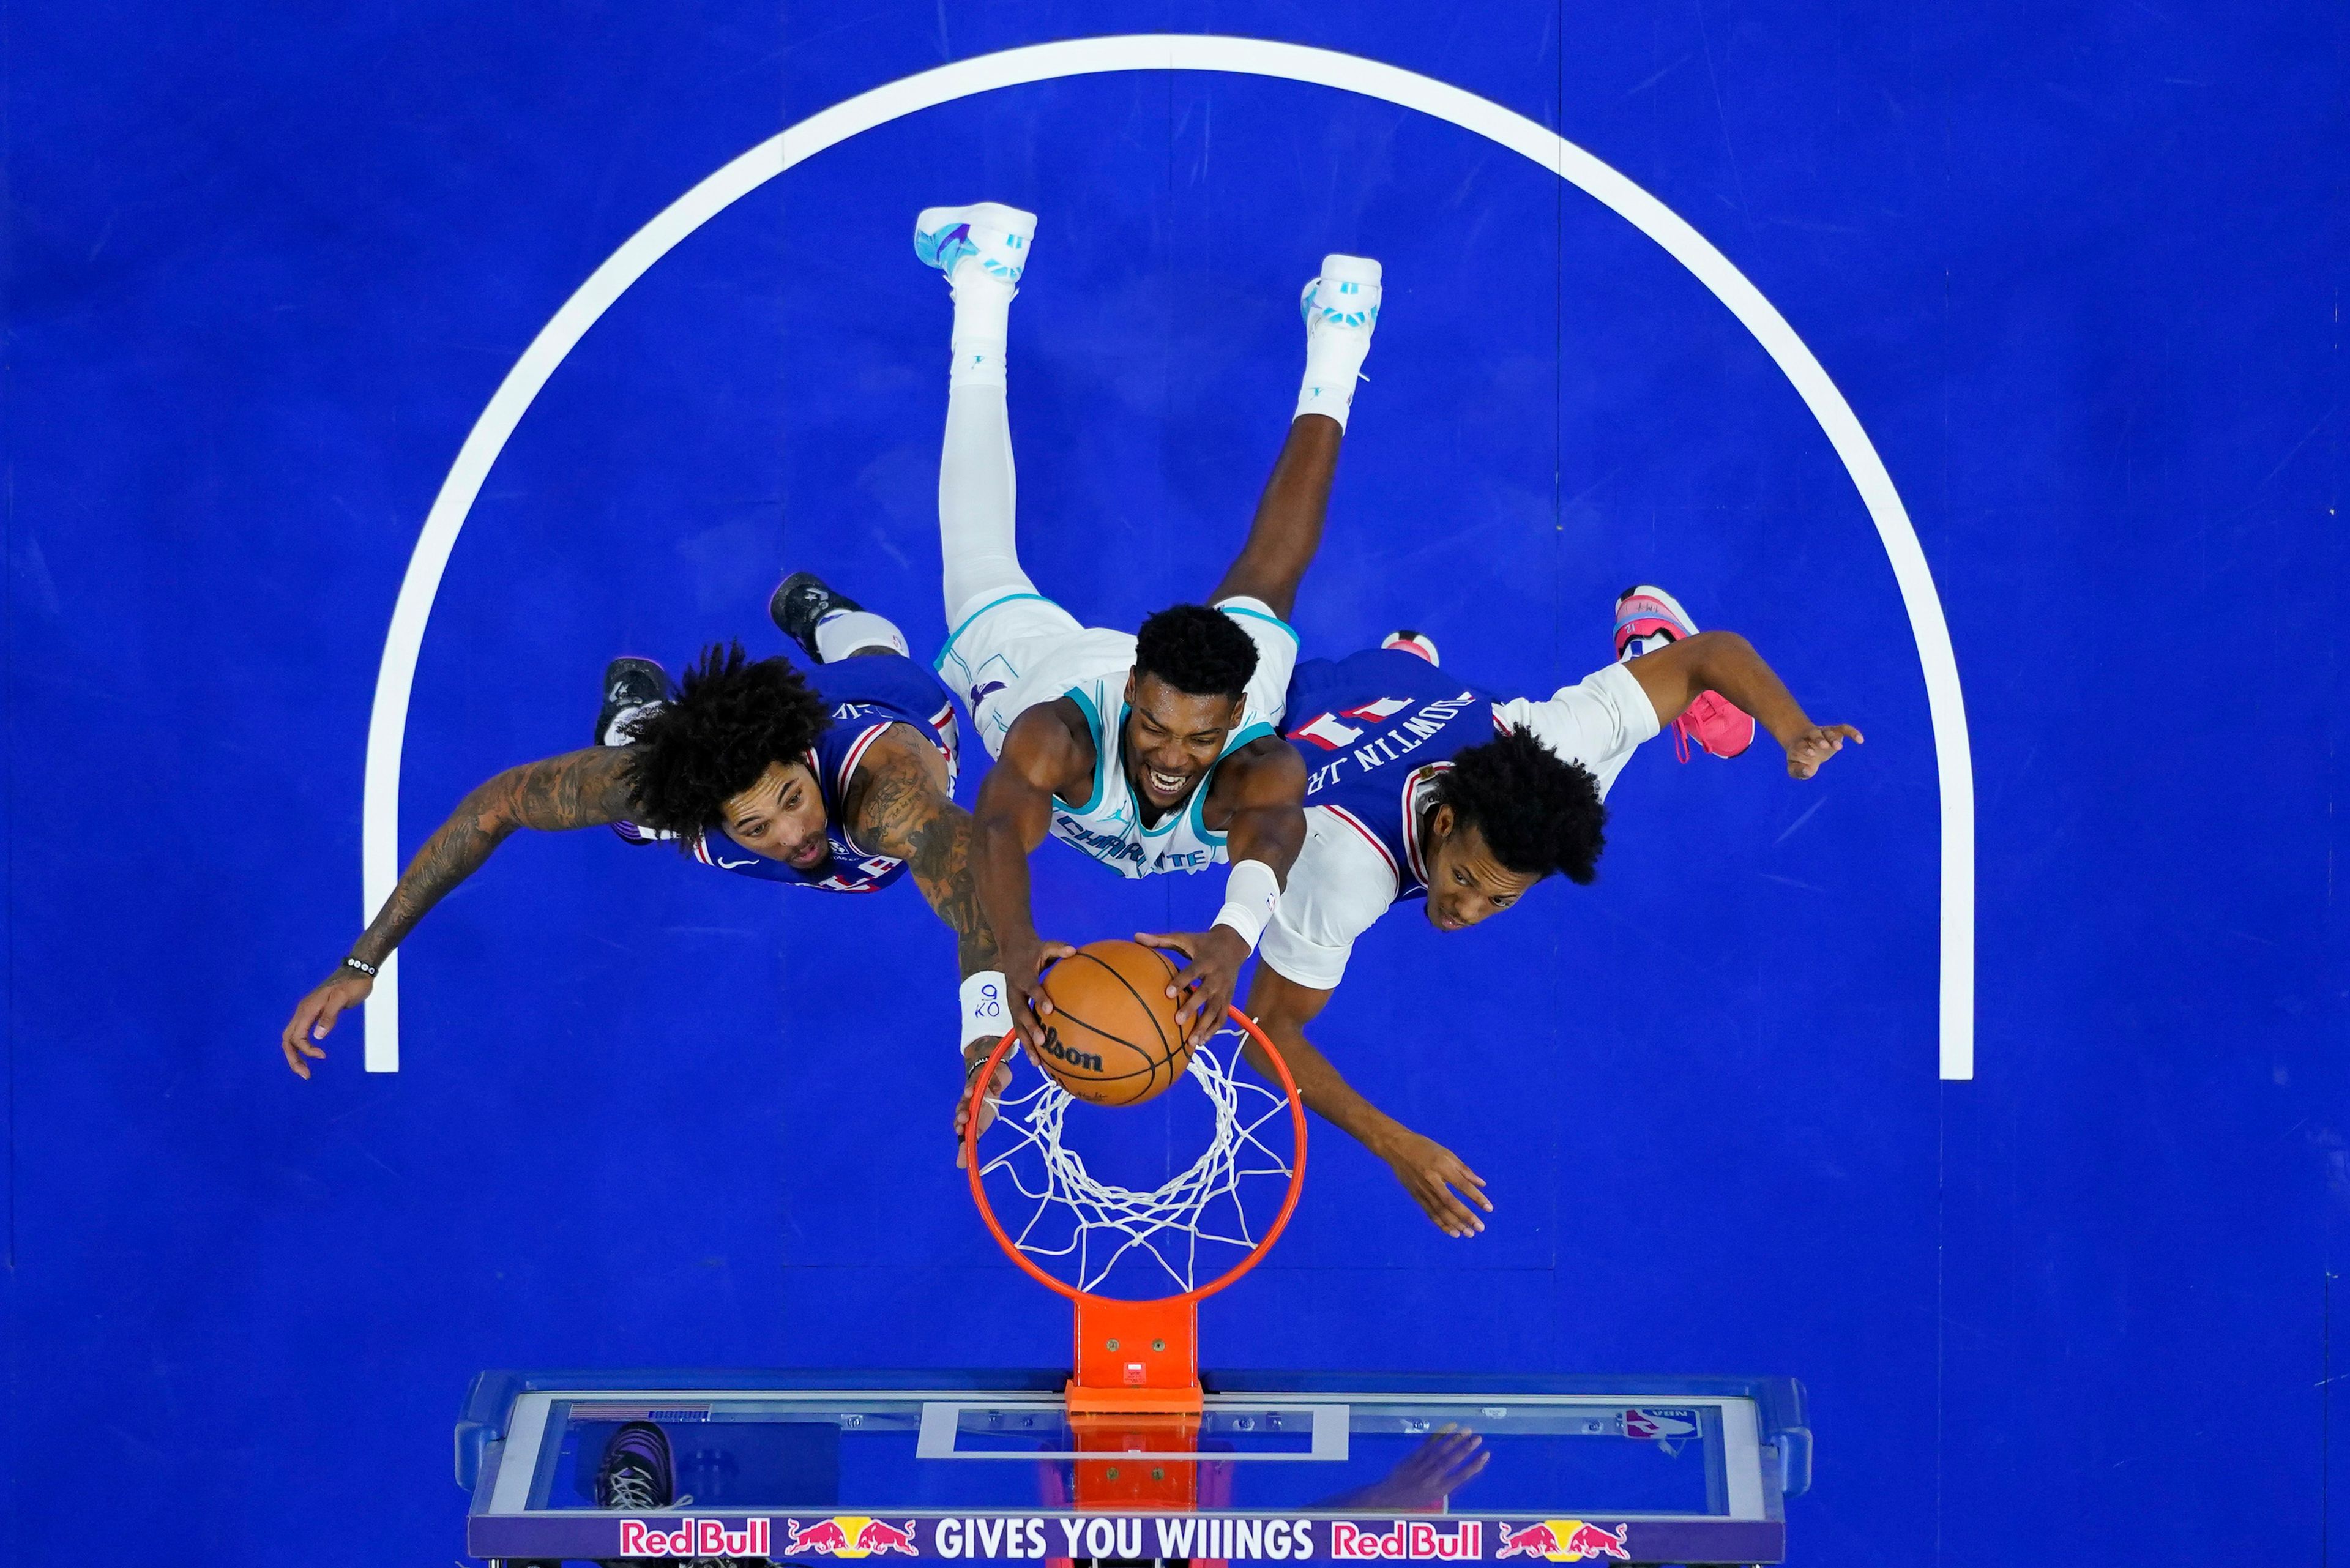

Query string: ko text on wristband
[960,970,1010,1051]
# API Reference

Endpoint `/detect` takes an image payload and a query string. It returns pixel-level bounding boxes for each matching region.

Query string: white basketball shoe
[1297,253,1382,425]
[913,202,1037,286]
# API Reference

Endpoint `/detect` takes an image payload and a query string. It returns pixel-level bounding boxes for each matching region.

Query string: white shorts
[935,591,1298,760]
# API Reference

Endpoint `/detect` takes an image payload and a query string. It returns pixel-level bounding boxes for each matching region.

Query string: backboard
[457,1368,1810,1565]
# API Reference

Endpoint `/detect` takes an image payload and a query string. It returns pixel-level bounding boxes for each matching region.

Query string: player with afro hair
[283,580,1008,1085]
[620,642,832,839]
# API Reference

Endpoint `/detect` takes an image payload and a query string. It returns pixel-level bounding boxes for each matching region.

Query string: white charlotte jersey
[934,591,1299,879]
[1048,666,1281,878]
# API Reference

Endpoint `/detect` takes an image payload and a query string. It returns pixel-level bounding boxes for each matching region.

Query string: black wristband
[341,955,379,979]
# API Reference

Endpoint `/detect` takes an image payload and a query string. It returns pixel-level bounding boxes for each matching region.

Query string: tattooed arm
[841,726,999,982]
[841,725,1020,1163]
[280,746,638,1078]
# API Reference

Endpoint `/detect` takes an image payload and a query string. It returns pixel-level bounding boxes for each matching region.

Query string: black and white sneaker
[594,1421,690,1567]
[769,570,864,664]
[596,1420,675,1512]
[595,657,672,748]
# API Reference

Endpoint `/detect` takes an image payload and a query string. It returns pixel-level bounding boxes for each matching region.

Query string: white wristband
[1210,858,1282,952]
[961,971,1010,1051]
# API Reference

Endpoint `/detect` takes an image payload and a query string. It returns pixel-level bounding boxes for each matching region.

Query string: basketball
[1033,939,1196,1107]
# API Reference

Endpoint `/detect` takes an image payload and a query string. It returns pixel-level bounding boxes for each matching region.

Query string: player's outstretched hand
[1375,1129,1491,1238]
[999,935,1077,1050]
[280,969,371,1079]
[1134,927,1251,1049]
[955,1036,1016,1169]
[1330,1427,1491,1511]
[1783,723,1863,780]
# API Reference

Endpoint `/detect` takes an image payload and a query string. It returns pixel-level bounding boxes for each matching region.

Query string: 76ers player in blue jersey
[280,576,1004,1080]
[1243,588,1862,1236]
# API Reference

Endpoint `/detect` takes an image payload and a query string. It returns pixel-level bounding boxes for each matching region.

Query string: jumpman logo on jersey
[969,679,1008,707]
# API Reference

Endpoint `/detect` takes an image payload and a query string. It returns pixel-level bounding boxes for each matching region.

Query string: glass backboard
[458,1370,1808,1565]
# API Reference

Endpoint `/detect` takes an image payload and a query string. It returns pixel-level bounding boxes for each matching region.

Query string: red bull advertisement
[474,1509,1790,1563]
[614,1517,772,1559]
[1494,1519,1633,1562]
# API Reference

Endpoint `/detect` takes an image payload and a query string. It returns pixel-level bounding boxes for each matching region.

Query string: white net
[975,1025,1296,1297]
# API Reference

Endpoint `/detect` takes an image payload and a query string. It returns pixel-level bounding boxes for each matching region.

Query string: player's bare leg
[1212,255,1382,618]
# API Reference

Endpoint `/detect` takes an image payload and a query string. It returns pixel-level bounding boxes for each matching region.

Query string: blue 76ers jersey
[681,654,961,894]
[1281,648,1504,904]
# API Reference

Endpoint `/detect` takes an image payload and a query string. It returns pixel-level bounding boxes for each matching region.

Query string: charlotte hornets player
[1244,588,1863,1236]
[280,577,1006,1080]
[914,200,1383,1058]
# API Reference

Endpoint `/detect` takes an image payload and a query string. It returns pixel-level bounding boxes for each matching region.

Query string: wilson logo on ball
[1039,1029,1104,1073]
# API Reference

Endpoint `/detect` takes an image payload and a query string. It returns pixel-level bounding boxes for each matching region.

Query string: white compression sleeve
[938,269,1034,621]
[938,382,1031,621]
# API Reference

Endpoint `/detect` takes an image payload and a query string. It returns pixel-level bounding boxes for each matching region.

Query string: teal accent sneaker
[913,201,1037,285]
[1300,253,1382,331]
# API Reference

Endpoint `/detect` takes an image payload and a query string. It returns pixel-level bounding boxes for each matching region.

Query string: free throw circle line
[362,34,1974,1078]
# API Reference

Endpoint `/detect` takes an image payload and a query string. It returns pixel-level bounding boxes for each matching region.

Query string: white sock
[947,265,1016,389]
[812,609,909,663]
[938,381,1034,621]
[1296,324,1373,428]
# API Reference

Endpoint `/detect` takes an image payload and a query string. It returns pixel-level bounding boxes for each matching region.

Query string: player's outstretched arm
[971,703,1089,1049]
[1241,963,1493,1239]
[1622,629,1864,779]
[843,728,1000,984]
[1137,739,1309,1048]
[844,726,1024,1165]
[1207,414,1342,621]
[278,746,636,1078]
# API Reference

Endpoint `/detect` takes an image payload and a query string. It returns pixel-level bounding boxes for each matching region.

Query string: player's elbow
[459,771,529,837]
[1680,629,1753,685]
[1682,627,1749,659]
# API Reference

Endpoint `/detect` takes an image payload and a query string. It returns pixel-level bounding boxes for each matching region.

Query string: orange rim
[962,1006,1308,1306]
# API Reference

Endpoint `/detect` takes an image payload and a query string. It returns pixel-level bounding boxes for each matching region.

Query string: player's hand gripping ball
[1032,939,1197,1107]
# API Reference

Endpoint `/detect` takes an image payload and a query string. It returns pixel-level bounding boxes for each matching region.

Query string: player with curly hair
[912,200,1387,1062]
[1247,589,1863,1238]
[280,580,1007,1082]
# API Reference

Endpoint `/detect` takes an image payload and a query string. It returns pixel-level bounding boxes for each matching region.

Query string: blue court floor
[1,3,2343,1563]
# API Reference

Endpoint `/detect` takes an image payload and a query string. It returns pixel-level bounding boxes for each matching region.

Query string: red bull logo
[783,1515,923,1557]
[1329,1519,1482,1559]
[616,1518,772,1558]
[1494,1519,1631,1562]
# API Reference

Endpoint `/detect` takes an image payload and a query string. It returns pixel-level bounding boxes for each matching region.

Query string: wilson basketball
[1034,939,1196,1107]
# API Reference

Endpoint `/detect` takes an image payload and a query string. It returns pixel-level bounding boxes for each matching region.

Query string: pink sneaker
[1381,629,1440,665]
[1613,584,1756,761]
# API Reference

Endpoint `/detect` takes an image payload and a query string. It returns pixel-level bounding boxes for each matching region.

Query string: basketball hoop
[962,1007,1308,1425]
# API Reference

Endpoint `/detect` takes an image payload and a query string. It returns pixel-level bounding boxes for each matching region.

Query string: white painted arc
[361,34,1975,1078]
